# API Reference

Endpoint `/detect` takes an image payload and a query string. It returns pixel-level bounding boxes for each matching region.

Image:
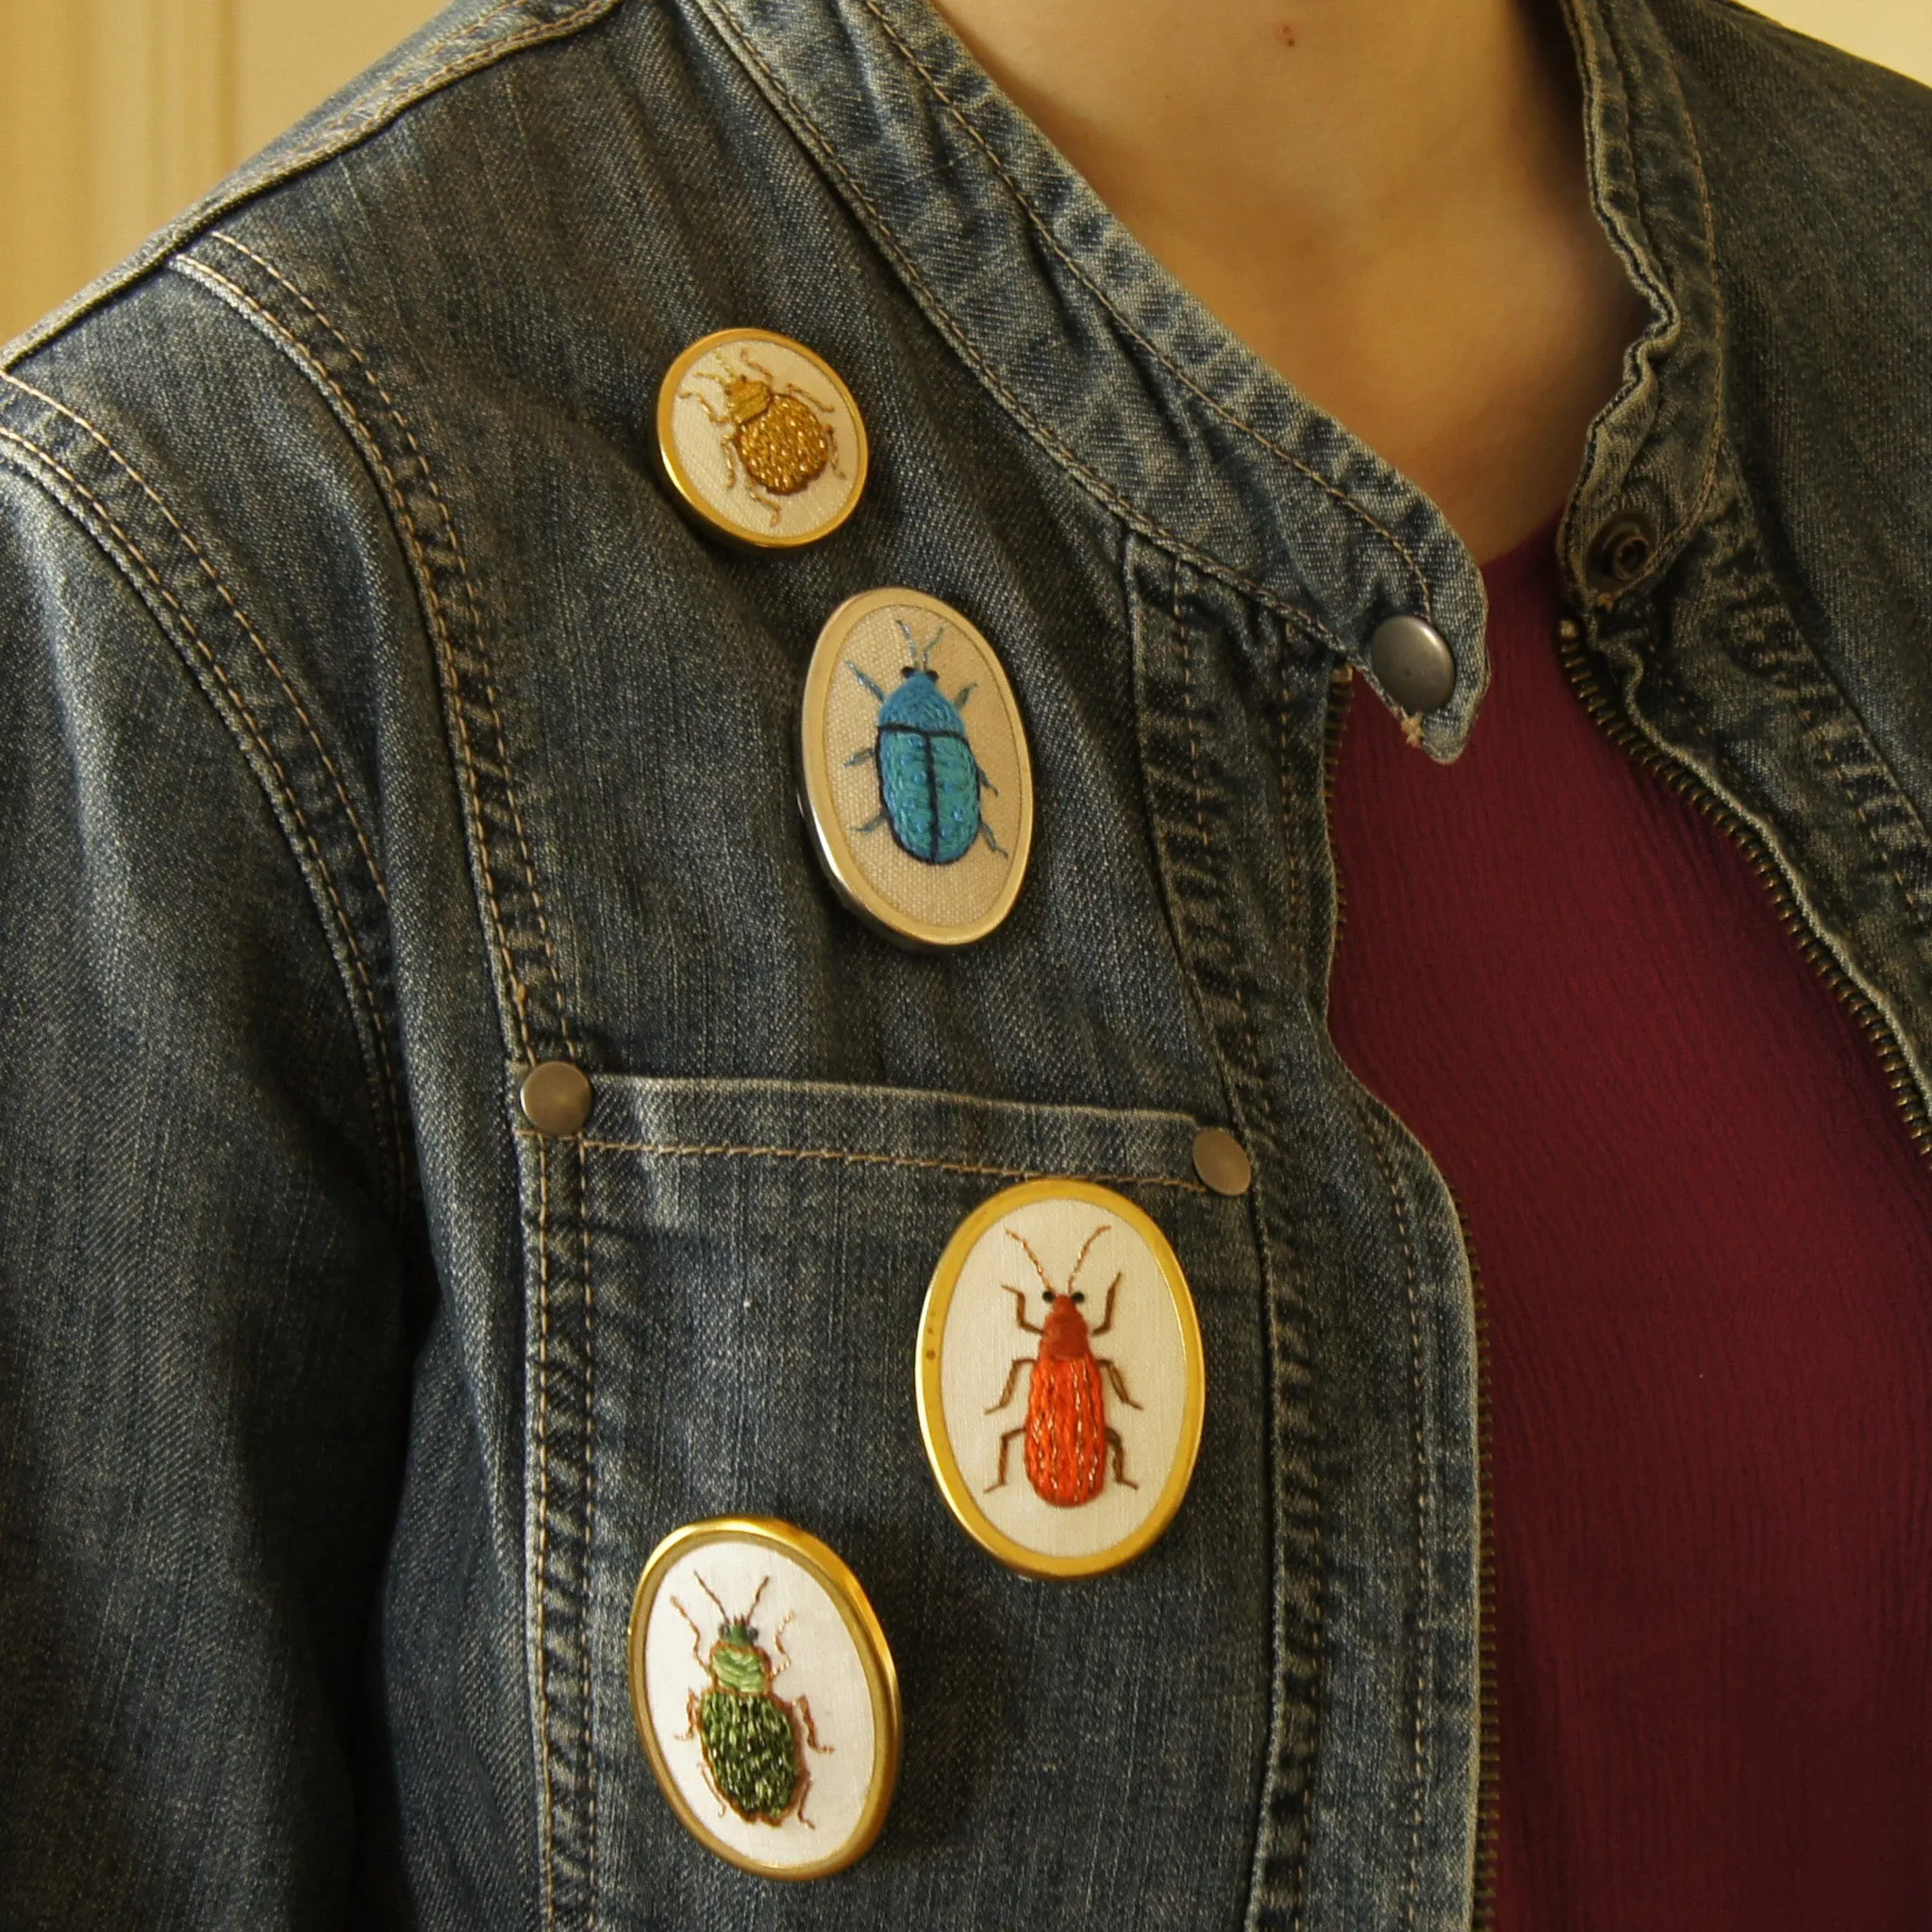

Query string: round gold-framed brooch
[915,1180,1206,1580]
[799,586,1034,949]
[627,1517,900,1880]
[656,328,868,549]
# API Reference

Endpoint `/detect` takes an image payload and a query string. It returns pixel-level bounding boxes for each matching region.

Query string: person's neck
[932,0,1641,560]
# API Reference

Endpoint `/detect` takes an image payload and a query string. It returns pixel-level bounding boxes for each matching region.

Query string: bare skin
[931,0,1646,558]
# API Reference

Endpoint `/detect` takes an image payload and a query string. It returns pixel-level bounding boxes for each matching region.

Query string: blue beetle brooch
[799,587,1035,948]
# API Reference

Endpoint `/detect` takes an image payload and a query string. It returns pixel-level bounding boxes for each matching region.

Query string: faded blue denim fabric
[2,0,1928,1925]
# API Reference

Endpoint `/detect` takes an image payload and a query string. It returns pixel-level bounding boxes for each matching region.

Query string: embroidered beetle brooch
[846,620,1005,865]
[983,1224,1141,1507]
[682,350,843,525]
[673,1574,830,1826]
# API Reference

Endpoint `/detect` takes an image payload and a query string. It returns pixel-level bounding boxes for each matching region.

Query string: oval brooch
[915,1180,1206,1579]
[657,327,869,549]
[627,1517,902,1880]
[800,587,1034,948]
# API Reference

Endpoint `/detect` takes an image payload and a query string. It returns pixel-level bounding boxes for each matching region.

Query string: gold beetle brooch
[657,327,871,547]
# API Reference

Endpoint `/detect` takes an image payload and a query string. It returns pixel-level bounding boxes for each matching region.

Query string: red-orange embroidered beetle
[983,1224,1141,1506]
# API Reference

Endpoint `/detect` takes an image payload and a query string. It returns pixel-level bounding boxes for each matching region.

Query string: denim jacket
[2,0,1927,1925]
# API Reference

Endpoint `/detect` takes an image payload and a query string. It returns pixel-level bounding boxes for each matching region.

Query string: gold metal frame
[654,327,870,549]
[625,1516,903,1881]
[914,1179,1207,1580]
[799,586,1035,950]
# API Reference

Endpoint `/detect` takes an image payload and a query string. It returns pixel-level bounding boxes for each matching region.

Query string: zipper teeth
[1556,615,1932,1158]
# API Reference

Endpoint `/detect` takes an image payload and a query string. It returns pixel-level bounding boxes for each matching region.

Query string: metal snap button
[628,1517,901,1878]
[656,327,869,549]
[1191,1126,1253,1197]
[916,1179,1206,1580]
[1586,511,1657,595]
[799,587,1034,949]
[519,1060,592,1137]
[1368,615,1457,713]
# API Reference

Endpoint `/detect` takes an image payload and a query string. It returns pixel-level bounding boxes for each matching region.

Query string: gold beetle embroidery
[683,350,844,525]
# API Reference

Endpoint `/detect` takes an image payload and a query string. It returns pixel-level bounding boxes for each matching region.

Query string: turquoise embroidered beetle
[674,1574,829,1826]
[847,620,1004,864]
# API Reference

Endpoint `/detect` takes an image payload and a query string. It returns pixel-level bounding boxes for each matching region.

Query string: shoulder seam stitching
[0,424,408,1199]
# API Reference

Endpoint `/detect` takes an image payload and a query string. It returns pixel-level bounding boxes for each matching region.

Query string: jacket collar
[689,0,1722,758]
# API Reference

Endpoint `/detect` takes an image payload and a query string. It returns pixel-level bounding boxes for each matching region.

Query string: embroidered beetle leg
[684,381,733,427]
[951,681,977,709]
[816,416,845,478]
[843,745,876,767]
[986,1424,1026,1491]
[1106,1427,1139,1489]
[794,1695,830,1755]
[746,475,784,526]
[771,1609,796,1676]
[853,809,889,837]
[678,1687,702,1745]
[1096,1357,1142,1408]
[847,662,888,703]
[1089,1273,1124,1337]
[985,1355,1033,1412]
[696,1753,729,1820]
[998,1281,1044,1334]
[672,1593,707,1671]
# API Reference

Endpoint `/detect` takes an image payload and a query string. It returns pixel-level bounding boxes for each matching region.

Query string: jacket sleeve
[0,454,412,1925]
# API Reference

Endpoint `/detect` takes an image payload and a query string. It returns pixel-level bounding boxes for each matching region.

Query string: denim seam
[172,249,552,1065]
[1351,1099,1431,1929]
[533,1134,559,1927]
[1276,633,1311,1002]
[1274,636,1325,1932]
[577,1133,600,1931]
[1707,458,1932,935]
[0,421,407,1194]
[568,1136,1208,1191]
[0,371,390,911]
[1590,0,1726,558]
[1655,618,1932,948]
[1168,556,1321,1930]
[697,8,1347,651]
[204,228,580,1057]
[845,0,1435,618]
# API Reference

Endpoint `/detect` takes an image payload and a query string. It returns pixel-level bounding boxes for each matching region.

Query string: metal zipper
[1330,604,1931,1930]
[1555,612,1932,1158]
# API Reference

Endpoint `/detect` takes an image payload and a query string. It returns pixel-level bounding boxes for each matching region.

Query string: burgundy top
[1327,526,1932,1927]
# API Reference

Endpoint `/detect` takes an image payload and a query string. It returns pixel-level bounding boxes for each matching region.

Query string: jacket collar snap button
[1368,615,1457,715]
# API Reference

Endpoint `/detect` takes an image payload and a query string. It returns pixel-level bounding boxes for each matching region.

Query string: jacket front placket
[689,1,1511,1924]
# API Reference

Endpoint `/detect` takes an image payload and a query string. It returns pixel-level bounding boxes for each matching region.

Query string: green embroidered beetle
[674,1574,830,1825]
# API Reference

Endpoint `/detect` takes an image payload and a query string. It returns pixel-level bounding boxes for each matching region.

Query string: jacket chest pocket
[518,1072,1276,1925]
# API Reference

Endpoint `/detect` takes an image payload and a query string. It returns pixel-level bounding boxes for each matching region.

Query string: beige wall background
[2,0,1929,343]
